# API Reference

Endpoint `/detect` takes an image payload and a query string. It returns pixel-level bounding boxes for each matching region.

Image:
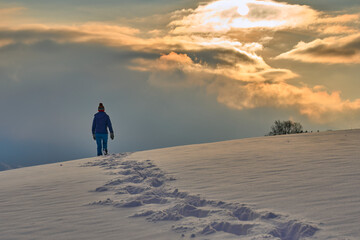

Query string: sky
[1,0,360,170]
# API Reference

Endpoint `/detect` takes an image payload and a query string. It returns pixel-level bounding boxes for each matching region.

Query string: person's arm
[107,115,114,133]
[107,115,114,140]
[92,117,96,140]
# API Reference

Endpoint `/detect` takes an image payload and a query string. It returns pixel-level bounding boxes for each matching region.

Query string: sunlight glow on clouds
[169,0,318,34]
[132,51,296,83]
[132,52,360,122]
[1,0,360,123]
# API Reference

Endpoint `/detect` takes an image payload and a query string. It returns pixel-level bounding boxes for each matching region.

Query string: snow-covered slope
[1,130,359,239]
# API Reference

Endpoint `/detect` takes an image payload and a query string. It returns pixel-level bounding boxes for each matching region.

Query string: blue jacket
[92,112,114,134]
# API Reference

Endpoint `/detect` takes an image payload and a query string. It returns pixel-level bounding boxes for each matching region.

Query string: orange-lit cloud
[0,7,24,16]
[216,81,360,122]
[317,14,360,24]
[312,13,360,34]
[277,33,360,64]
[169,0,318,34]
[132,51,296,84]
[0,23,265,56]
[0,39,13,47]
[0,6,34,27]
[133,52,360,122]
[0,23,146,50]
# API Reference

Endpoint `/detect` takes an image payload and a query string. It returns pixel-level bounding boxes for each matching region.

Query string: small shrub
[268,120,303,136]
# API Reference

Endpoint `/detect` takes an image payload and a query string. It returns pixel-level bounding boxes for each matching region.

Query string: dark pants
[95,133,108,156]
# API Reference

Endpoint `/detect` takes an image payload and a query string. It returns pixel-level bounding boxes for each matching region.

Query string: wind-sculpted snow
[83,153,319,239]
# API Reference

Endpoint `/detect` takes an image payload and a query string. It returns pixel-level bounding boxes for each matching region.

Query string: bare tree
[268,120,303,136]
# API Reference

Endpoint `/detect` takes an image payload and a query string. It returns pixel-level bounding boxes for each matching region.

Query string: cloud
[310,13,360,34]
[132,51,296,84]
[0,23,148,52]
[0,22,264,58]
[1,0,360,124]
[169,0,318,34]
[132,52,360,122]
[0,7,24,15]
[317,14,359,24]
[0,6,36,26]
[277,33,360,63]
[215,81,360,122]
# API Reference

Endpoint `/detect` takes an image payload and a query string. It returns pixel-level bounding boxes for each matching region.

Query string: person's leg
[103,134,109,155]
[95,134,103,156]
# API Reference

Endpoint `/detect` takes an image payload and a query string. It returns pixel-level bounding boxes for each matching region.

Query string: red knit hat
[98,103,105,112]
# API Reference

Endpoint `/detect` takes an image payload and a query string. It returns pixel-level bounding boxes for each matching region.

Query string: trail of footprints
[83,153,319,240]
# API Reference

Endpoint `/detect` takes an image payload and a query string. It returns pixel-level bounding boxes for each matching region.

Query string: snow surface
[1,129,360,239]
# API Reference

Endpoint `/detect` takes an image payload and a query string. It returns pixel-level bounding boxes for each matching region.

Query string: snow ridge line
[82,153,319,240]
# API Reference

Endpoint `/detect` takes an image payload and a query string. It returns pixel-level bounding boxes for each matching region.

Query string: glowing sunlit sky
[1,0,360,169]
